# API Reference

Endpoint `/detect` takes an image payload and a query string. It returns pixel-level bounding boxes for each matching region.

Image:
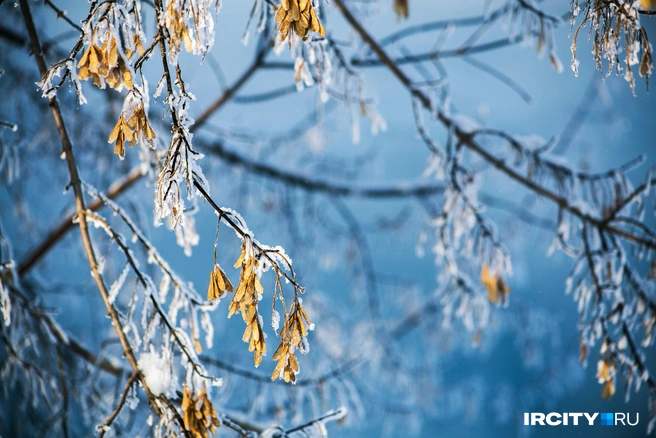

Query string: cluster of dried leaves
[108,100,156,158]
[272,301,312,383]
[181,386,221,438]
[207,243,268,367]
[275,0,325,42]
[164,0,195,54]
[76,24,154,159]
[206,240,313,382]
[78,32,134,90]
[571,0,653,93]
[228,243,268,367]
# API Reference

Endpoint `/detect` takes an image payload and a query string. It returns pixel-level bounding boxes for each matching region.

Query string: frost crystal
[0,278,10,326]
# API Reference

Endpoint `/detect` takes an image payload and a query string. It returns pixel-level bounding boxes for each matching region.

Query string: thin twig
[203,141,444,198]
[44,0,83,32]
[98,371,140,438]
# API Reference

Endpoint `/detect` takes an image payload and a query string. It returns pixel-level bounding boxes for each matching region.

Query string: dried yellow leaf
[640,0,655,9]
[107,37,118,67]
[598,360,609,382]
[108,100,155,159]
[480,263,510,305]
[165,2,198,55]
[208,264,232,301]
[394,0,409,19]
[578,343,588,363]
[108,116,131,159]
[472,329,482,346]
[234,245,247,268]
[601,378,615,399]
[294,60,304,83]
[275,7,287,22]
[89,45,103,75]
[108,118,122,144]
[125,36,146,60]
[229,243,267,366]
[640,48,653,77]
[242,323,252,343]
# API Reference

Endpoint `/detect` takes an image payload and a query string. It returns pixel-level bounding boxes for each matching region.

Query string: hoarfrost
[138,349,176,397]
[0,278,10,327]
[108,263,131,304]
[451,113,480,134]
[272,309,281,332]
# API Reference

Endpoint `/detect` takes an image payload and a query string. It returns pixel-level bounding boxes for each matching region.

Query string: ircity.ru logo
[524,412,639,427]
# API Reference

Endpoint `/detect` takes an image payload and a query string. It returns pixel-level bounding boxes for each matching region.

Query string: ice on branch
[138,348,177,397]
[154,89,207,249]
[451,113,480,134]
[109,263,131,305]
[260,406,348,437]
[0,277,10,327]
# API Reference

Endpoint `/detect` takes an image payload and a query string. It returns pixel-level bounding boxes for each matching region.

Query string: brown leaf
[640,0,655,10]
[640,49,653,77]
[601,378,615,399]
[579,343,588,363]
[481,263,510,304]
[394,0,409,20]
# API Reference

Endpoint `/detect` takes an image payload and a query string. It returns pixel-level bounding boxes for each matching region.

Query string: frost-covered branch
[98,371,140,438]
[18,2,193,434]
[329,0,656,429]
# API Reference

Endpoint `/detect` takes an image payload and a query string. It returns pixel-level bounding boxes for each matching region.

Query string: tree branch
[203,141,444,199]
[330,0,656,251]
[19,0,173,428]
[98,371,140,438]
